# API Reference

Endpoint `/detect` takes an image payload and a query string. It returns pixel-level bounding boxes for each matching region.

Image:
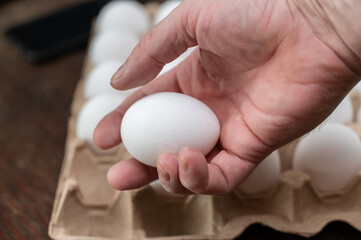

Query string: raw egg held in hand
[293,123,361,192]
[239,150,281,194]
[121,92,220,167]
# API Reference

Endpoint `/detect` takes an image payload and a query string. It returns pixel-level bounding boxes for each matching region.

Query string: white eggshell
[293,123,361,192]
[84,60,138,98]
[76,94,126,145]
[149,180,184,198]
[96,0,150,36]
[88,30,138,64]
[326,95,353,124]
[239,150,281,194]
[121,92,220,167]
[153,0,182,25]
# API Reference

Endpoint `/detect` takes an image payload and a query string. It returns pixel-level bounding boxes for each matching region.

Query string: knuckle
[181,177,208,194]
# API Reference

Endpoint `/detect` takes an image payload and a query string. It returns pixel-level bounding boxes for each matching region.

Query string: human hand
[94,0,358,195]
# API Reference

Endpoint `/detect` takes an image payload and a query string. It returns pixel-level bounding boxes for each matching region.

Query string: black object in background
[0,0,11,6]
[5,0,111,62]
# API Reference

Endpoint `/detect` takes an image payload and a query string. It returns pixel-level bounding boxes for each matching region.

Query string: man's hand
[93,0,358,195]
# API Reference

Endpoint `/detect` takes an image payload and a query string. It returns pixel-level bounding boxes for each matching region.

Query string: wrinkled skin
[93,0,358,195]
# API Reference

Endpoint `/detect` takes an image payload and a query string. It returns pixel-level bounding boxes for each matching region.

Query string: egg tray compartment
[49,3,361,238]
[48,116,215,240]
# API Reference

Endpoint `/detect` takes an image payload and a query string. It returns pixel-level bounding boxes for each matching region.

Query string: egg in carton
[49,1,361,239]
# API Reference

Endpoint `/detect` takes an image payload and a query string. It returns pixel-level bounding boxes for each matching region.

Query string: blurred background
[0,0,94,238]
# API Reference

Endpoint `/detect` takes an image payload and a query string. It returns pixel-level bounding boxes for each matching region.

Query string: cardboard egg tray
[49,3,361,240]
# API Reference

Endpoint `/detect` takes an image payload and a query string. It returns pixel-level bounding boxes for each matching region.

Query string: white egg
[121,92,220,167]
[96,0,150,36]
[84,60,138,98]
[153,0,182,25]
[239,151,281,194]
[326,95,353,124]
[293,123,361,192]
[88,30,138,64]
[76,94,126,145]
[149,180,184,198]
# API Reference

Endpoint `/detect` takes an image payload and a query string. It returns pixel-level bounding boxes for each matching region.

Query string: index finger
[110,0,198,90]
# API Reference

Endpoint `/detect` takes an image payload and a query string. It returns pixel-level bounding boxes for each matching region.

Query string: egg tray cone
[49,3,361,239]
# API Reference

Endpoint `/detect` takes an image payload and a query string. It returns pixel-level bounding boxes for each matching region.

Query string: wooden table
[0,1,361,239]
[0,1,88,239]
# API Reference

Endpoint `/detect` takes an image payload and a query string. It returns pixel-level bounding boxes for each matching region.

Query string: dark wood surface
[0,1,87,239]
[1,1,361,240]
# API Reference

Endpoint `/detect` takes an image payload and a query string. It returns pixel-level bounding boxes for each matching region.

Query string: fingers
[111,1,197,90]
[93,89,148,149]
[94,1,200,150]
[158,147,258,195]
[157,153,193,195]
[203,150,257,194]
[107,158,158,190]
[93,109,123,149]
[93,68,182,149]
[107,146,257,195]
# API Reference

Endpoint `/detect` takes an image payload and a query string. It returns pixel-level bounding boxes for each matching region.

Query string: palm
[172,0,354,162]
[95,0,357,195]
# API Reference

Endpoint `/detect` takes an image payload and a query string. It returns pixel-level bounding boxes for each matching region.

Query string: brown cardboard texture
[49,3,361,239]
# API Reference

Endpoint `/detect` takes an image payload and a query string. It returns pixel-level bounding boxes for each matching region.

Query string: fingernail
[111,63,126,83]
[179,153,189,172]
[157,162,170,182]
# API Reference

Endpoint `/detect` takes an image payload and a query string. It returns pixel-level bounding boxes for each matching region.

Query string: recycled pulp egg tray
[49,2,361,239]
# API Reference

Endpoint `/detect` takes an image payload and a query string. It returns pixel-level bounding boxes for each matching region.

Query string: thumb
[111,1,198,90]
